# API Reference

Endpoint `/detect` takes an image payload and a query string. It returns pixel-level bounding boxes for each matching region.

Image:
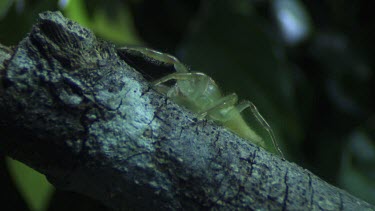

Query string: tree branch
[0,11,373,210]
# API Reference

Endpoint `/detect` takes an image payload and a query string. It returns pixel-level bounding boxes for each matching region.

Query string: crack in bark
[339,191,344,211]
[248,147,259,177]
[282,169,289,211]
[307,171,314,209]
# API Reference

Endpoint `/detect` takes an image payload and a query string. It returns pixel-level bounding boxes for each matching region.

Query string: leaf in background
[89,6,142,45]
[60,0,90,27]
[0,156,29,210]
[339,129,375,204]
[0,0,13,19]
[61,0,142,45]
[0,0,59,45]
[272,0,312,45]
[6,157,54,211]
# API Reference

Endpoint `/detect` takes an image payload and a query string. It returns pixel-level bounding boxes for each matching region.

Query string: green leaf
[6,157,55,211]
[339,130,375,204]
[61,0,91,27]
[62,0,142,45]
[89,6,142,45]
[0,0,13,19]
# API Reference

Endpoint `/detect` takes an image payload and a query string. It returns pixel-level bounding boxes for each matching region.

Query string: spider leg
[237,101,284,158]
[198,94,265,147]
[153,72,204,86]
[198,93,238,120]
[119,47,189,73]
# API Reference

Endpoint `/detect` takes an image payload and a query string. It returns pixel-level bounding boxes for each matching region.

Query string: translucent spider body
[118,47,283,157]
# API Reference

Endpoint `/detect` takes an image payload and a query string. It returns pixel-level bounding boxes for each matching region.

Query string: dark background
[0,0,374,210]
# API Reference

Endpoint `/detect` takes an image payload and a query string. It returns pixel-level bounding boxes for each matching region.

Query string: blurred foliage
[6,158,54,211]
[0,0,374,209]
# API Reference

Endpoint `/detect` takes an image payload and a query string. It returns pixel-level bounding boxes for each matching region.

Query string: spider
[118,46,284,158]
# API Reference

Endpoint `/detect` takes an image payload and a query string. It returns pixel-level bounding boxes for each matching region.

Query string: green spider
[118,46,283,158]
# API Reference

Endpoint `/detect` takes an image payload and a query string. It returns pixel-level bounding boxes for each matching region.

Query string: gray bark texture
[0,11,373,211]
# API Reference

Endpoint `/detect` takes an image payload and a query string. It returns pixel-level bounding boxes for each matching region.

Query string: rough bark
[0,11,373,210]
